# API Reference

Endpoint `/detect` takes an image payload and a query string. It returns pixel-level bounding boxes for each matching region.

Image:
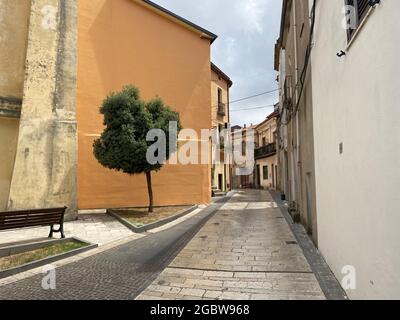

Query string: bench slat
[1,213,63,220]
[2,216,62,225]
[0,208,66,218]
[0,207,66,234]
[0,219,62,228]
[0,219,62,230]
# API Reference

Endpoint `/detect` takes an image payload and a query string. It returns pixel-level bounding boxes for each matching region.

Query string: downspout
[293,0,300,205]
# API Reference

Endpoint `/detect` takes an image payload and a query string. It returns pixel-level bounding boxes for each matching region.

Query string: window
[263,166,269,180]
[217,88,223,105]
[262,137,266,147]
[217,88,225,116]
[345,0,372,40]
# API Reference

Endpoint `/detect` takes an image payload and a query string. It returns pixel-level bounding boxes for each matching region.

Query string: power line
[231,104,276,112]
[230,89,279,104]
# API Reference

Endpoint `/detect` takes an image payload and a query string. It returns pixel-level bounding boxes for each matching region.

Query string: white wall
[310,0,400,299]
[256,156,278,189]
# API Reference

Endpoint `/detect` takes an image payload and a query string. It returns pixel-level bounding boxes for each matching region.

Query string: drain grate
[285,241,298,245]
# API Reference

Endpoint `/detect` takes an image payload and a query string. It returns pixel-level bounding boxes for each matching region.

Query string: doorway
[272,164,275,189]
[256,165,261,188]
[218,174,223,191]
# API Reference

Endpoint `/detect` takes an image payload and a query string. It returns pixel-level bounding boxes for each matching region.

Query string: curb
[270,190,348,300]
[0,237,98,279]
[107,205,199,233]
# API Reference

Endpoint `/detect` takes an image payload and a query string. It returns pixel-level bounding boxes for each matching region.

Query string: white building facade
[310,0,400,299]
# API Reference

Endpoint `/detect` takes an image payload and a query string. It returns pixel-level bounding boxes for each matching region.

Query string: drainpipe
[293,0,300,206]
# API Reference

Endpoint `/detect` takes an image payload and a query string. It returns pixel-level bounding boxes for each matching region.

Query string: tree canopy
[93,85,181,213]
[93,85,181,175]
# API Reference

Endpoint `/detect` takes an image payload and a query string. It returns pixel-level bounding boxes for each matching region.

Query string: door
[256,165,261,188]
[272,164,275,189]
[218,174,223,191]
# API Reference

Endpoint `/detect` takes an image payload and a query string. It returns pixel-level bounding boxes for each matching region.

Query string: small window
[263,166,269,180]
[345,0,372,41]
[218,88,223,105]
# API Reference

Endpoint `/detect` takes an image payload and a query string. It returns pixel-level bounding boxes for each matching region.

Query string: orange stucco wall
[77,0,212,209]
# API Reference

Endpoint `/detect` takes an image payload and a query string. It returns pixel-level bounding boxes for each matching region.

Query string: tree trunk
[145,171,154,213]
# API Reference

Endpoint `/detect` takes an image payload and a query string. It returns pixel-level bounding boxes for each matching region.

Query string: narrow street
[137,189,325,300]
[0,197,226,299]
[0,189,337,300]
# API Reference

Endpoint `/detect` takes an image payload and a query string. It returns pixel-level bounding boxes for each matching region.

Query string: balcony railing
[217,102,226,116]
[254,142,276,159]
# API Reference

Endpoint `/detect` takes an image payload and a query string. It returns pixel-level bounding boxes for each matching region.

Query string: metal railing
[217,102,226,116]
[254,142,277,159]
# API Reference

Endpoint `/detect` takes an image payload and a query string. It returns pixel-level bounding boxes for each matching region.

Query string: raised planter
[107,205,198,233]
[0,237,97,279]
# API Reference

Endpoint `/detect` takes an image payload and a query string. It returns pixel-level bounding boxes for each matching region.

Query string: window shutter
[346,0,371,40]
[357,0,370,21]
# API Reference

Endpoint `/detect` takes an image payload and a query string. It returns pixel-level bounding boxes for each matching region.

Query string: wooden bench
[0,207,67,238]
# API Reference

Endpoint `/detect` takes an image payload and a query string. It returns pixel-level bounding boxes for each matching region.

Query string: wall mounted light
[336,50,346,58]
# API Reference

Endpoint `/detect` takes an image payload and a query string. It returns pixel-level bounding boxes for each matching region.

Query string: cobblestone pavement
[0,200,227,299]
[137,190,325,300]
[0,214,134,247]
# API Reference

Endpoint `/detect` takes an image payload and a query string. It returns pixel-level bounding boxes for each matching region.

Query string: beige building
[0,1,31,210]
[275,0,318,242]
[230,124,256,189]
[275,0,400,299]
[254,109,278,190]
[211,63,232,194]
[0,0,76,215]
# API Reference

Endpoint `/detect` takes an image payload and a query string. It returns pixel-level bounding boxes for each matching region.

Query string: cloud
[235,0,266,34]
[152,0,282,126]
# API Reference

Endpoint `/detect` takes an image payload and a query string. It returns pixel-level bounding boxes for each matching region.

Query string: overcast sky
[154,0,282,127]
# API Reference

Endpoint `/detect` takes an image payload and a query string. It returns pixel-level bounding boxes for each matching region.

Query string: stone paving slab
[0,233,144,288]
[0,199,229,299]
[137,190,325,300]
[0,213,134,247]
[137,268,324,300]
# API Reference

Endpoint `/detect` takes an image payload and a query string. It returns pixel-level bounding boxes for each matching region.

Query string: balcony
[217,102,226,116]
[254,142,276,159]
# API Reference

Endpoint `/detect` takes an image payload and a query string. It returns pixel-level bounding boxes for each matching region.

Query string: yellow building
[77,0,216,209]
[0,0,218,218]
[254,109,278,190]
[210,63,232,194]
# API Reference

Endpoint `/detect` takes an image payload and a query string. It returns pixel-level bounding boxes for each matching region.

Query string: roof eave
[137,0,218,44]
[211,62,233,88]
